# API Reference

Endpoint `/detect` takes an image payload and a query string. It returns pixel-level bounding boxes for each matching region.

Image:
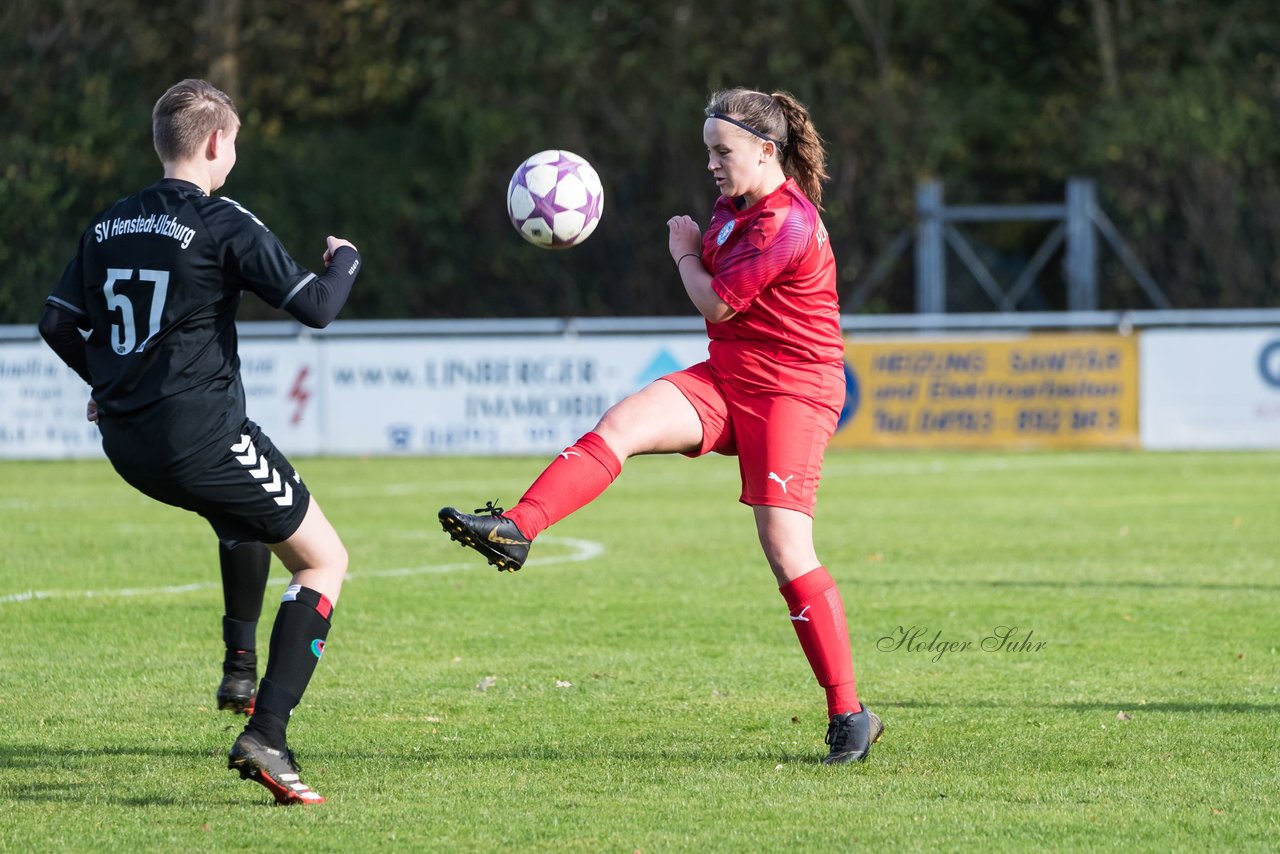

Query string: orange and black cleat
[228,730,324,805]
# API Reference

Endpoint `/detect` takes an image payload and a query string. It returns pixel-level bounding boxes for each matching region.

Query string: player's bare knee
[331,541,349,576]
[591,413,637,459]
[311,540,348,582]
[594,400,628,434]
[760,537,819,579]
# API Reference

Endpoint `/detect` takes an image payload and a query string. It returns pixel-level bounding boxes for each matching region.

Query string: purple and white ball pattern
[506,150,604,249]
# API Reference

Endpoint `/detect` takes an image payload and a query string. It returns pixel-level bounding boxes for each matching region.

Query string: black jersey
[47,178,315,472]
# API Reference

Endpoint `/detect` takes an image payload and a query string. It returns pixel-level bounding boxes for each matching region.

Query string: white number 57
[102,268,169,355]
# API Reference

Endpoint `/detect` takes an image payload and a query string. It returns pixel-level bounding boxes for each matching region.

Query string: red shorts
[662,360,842,515]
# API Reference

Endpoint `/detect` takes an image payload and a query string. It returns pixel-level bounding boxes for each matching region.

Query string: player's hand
[667,215,702,262]
[86,397,99,423]
[323,236,357,267]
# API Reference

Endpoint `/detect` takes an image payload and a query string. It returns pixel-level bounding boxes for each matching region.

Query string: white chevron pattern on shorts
[231,434,258,466]
[228,434,294,507]
[249,455,271,479]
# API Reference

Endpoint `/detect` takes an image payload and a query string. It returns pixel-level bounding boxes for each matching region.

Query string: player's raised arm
[277,235,362,328]
[668,215,735,323]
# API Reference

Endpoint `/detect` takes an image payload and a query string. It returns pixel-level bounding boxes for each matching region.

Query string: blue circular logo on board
[716,219,736,245]
[837,361,860,430]
[1259,341,1280,389]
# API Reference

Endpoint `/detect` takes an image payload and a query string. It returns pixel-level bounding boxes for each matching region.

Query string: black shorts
[109,418,311,547]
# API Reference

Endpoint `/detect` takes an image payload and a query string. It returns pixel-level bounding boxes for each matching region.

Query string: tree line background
[1,0,1277,324]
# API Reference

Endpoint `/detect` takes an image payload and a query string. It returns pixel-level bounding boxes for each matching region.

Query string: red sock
[779,566,861,718]
[504,432,622,539]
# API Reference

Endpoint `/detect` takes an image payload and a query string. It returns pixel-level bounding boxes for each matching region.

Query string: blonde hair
[705,88,830,208]
[152,79,239,163]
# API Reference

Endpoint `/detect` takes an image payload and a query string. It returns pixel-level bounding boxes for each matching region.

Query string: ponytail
[769,91,829,209]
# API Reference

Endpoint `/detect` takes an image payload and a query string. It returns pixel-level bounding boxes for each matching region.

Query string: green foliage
[2,450,1279,848]
[2,0,1277,322]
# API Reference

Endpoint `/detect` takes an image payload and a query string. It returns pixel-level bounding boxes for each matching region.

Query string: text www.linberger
[877,625,1047,663]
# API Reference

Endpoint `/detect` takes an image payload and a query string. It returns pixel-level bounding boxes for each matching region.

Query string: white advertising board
[1140,328,1280,449]
[318,335,710,454]
[0,341,324,460]
[0,343,105,459]
[1,334,710,458]
[238,340,323,455]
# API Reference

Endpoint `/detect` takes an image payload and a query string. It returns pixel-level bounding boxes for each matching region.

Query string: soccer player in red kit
[441,87,882,764]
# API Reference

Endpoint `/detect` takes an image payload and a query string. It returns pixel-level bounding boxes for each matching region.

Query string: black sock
[248,584,333,747]
[217,540,270,655]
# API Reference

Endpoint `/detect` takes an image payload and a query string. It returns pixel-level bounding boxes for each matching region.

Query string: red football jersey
[700,178,844,394]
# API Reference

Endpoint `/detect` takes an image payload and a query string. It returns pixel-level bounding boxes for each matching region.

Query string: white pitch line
[0,535,604,606]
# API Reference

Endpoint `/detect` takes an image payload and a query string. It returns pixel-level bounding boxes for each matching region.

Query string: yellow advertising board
[832,333,1139,449]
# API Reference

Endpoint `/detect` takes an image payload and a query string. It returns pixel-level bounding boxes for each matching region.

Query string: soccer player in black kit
[39,79,361,805]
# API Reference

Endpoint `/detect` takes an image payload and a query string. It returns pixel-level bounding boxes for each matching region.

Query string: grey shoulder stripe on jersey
[279,273,316,309]
[47,295,88,317]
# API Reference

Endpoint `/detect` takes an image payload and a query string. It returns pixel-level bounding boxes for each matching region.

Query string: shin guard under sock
[249,584,333,746]
[219,541,271,652]
[779,566,861,717]
[505,431,622,539]
[223,617,257,654]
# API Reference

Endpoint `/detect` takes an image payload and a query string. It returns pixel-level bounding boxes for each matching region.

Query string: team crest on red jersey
[716,219,737,246]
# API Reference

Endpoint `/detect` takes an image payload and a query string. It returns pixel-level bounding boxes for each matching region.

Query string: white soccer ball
[506,150,604,249]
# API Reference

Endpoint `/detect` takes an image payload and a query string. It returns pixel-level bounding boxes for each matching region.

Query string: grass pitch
[1,450,1278,851]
